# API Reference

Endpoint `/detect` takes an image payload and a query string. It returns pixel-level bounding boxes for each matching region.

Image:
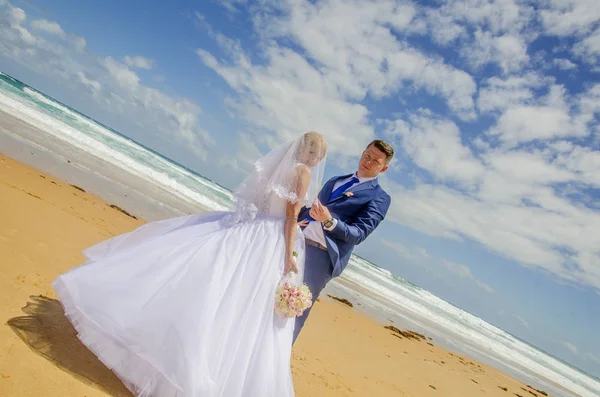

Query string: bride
[53,131,328,397]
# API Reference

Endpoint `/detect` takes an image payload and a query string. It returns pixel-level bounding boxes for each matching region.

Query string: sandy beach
[0,153,549,397]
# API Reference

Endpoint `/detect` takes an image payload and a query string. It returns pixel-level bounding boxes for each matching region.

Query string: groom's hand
[309,200,332,222]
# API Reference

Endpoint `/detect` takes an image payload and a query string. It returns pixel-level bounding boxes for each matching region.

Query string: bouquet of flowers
[274,279,313,318]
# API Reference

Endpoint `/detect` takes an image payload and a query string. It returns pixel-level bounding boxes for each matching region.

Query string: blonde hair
[303,131,328,160]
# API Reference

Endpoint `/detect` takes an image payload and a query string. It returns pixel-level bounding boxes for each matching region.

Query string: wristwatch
[322,217,334,228]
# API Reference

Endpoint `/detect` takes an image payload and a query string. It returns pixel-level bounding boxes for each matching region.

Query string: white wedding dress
[53,192,306,397]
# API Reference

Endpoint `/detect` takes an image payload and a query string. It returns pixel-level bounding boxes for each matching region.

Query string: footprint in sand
[15,273,45,290]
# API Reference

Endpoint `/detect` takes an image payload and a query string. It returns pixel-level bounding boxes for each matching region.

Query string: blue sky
[1,0,600,376]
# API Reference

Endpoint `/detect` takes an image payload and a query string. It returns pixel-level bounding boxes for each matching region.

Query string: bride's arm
[284,165,311,274]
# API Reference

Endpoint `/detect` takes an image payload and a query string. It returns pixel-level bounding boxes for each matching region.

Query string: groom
[294,139,394,343]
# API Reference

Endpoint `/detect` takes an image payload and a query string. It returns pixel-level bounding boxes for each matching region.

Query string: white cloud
[512,315,530,329]
[270,0,476,118]
[553,58,578,71]
[577,83,600,130]
[540,0,600,37]
[564,341,579,354]
[74,36,86,52]
[76,71,101,95]
[476,280,495,293]
[493,34,530,72]
[98,59,209,151]
[425,7,466,45]
[423,0,536,73]
[426,0,534,38]
[124,55,154,70]
[477,73,546,113]
[382,240,430,262]
[484,150,575,186]
[3,6,36,46]
[9,5,25,23]
[443,260,473,279]
[386,177,600,291]
[0,3,82,79]
[485,82,600,147]
[563,343,600,366]
[585,353,600,364]
[386,48,477,119]
[30,19,65,38]
[573,27,600,65]
[200,0,479,160]
[0,1,212,158]
[216,0,246,14]
[383,240,414,260]
[385,111,485,186]
[540,1,600,65]
[3,0,600,303]
[102,57,140,90]
[487,85,588,145]
[555,144,600,188]
[197,46,374,156]
[442,259,494,293]
[465,31,530,73]
[415,247,431,259]
[219,133,262,174]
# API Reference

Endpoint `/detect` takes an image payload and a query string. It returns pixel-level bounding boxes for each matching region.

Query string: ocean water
[1,72,599,397]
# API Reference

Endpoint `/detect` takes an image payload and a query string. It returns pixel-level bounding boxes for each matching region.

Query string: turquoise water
[1,71,598,396]
[0,72,234,211]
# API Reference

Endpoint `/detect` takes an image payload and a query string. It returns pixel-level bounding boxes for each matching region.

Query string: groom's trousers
[293,243,334,344]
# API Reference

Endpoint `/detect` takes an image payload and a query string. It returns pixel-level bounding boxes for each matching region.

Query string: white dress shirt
[303,173,377,247]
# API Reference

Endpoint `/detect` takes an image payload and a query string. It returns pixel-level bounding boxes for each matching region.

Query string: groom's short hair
[367,140,394,164]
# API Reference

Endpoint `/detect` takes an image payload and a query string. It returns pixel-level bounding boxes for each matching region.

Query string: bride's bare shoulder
[294,163,312,179]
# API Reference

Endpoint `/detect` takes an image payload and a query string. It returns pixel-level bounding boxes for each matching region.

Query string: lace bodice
[259,192,288,218]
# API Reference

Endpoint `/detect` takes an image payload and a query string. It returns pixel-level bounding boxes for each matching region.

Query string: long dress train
[53,196,305,397]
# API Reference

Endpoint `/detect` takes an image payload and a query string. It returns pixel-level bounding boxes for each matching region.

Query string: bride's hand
[284,255,298,274]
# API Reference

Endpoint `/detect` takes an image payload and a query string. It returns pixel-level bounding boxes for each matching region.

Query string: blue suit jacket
[298,174,391,278]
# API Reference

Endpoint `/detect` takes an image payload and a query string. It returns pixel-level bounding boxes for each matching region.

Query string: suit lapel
[347,178,378,194]
[322,174,352,204]
[327,177,379,204]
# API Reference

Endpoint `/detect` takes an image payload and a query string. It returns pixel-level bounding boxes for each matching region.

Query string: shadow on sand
[7,295,132,396]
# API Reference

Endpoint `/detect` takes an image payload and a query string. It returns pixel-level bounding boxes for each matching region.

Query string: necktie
[329,177,360,201]
[302,177,360,224]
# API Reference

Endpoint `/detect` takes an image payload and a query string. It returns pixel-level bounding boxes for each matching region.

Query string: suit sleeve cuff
[323,218,338,231]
